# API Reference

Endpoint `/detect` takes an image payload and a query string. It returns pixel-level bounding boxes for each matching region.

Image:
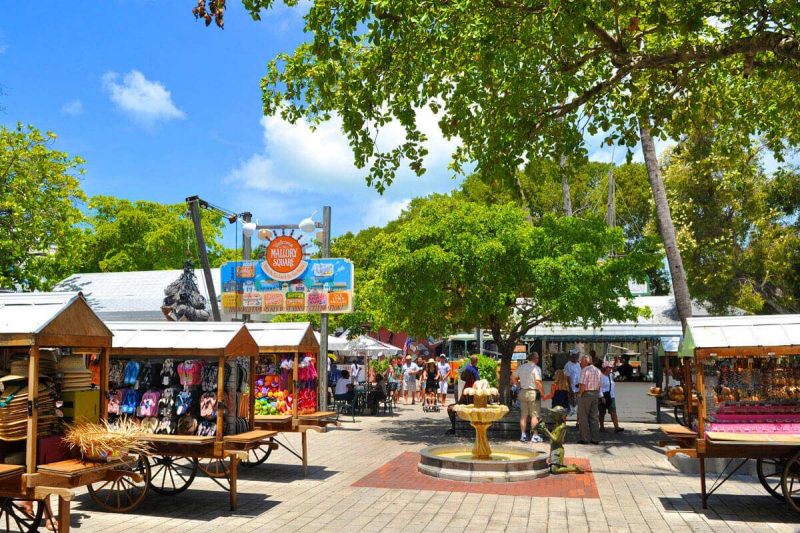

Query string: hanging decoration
[162,259,211,321]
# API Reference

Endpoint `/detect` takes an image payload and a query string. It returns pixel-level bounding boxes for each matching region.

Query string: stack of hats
[0,358,56,441]
[38,349,60,376]
[59,355,93,392]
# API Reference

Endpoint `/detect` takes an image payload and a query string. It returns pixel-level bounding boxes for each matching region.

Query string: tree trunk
[639,121,693,329]
[560,154,573,216]
[489,318,514,405]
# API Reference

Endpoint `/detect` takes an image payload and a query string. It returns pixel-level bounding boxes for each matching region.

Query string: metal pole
[319,206,331,410]
[188,199,221,321]
[242,212,252,324]
[476,327,483,355]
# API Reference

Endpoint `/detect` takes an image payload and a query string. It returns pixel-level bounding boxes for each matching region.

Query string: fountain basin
[418,445,549,483]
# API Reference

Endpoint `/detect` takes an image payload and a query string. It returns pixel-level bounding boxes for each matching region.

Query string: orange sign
[328,292,350,307]
[267,236,303,274]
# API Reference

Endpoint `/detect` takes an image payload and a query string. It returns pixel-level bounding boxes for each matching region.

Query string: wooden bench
[138,434,216,445]
[223,430,276,444]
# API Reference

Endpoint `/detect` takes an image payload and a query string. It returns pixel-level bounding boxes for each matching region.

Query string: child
[543,369,570,411]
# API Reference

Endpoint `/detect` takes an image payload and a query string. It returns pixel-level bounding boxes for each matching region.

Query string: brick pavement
[65,403,800,532]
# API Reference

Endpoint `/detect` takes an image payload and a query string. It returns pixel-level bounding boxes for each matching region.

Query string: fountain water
[418,380,549,483]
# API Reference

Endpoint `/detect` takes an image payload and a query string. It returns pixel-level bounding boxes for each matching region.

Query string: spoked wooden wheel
[781,450,800,512]
[241,442,272,468]
[198,458,230,479]
[0,498,43,533]
[87,456,150,513]
[757,458,786,501]
[148,456,198,495]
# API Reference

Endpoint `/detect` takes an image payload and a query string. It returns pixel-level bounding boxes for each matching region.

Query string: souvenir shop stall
[647,337,695,424]
[103,321,274,512]
[660,315,800,512]
[244,322,339,477]
[0,292,125,533]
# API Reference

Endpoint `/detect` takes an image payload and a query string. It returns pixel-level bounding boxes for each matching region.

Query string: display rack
[0,292,129,533]
[244,323,339,476]
[102,321,274,512]
[660,315,800,512]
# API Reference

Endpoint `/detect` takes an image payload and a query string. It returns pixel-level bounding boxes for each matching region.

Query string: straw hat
[427,358,435,364]
[405,355,412,360]
[59,355,88,373]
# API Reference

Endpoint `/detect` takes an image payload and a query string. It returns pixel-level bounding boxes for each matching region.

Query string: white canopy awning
[107,321,257,357]
[679,315,800,358]
[313,332,349,351]
[340,335,401,358]
[246,322,319,353]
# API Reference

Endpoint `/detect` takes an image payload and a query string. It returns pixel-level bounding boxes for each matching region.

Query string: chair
[382,382,398,415]
[335,394,357,423]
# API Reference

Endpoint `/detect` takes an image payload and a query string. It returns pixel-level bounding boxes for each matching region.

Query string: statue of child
[535,405,584,474]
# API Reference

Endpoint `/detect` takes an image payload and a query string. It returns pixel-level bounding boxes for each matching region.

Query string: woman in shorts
[600,363,623,432]
[423,359,440,409]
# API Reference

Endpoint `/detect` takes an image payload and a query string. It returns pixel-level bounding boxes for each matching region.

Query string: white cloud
[102,70,185,126]
[363,198,411,228]
[61,99,84,116]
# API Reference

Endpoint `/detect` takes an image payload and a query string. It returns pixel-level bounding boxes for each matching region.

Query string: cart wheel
[87,456,150,513]
[242,443,272,468]
[148,456,198,495]
[198,457,230,479]
[0,498,43,533]
[757,458,787,501]
[781,450,800,512]
[674,406,687,427]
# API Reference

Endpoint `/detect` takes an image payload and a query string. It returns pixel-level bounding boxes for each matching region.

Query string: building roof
[679,315,800,357]
[246,322,319,353]
[54,268,222,321]
[0,292,82,335]
[107,321,257,357]
[523,296,713,341]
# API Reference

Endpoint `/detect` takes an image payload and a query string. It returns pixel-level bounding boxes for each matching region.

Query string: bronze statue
[535,406,584,474]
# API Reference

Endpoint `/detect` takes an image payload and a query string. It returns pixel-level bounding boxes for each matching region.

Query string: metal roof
[107,321,247,350]
[679,315,800,357]
[660,336,680,353]
[0,292,82,335]
[246,322,318,351]
[53,268,222,321]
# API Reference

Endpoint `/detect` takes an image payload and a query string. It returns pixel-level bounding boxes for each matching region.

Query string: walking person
[401,355,419,405]
[415,354,426,403]
[437,354,451,405]
[600,362,624,432]
[423,359,440,409]
[577,354,602,444]
[543,369,571,411]
[564,350,581,415]
[511,352,545,443]
[392,358,403,403]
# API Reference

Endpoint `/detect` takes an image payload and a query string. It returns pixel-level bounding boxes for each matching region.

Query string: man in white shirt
[511,352,545,442]
[401,355,420,405]
[563,351,582,415]
[350,361,365,383]
[436,355,451,405]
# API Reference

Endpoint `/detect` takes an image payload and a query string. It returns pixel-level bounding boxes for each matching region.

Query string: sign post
[319,206,331,410]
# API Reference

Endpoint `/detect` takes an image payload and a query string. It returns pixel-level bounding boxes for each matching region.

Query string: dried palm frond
[63,419,151,460]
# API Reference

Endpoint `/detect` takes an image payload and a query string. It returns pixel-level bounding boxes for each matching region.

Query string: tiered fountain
[418,380,549,483]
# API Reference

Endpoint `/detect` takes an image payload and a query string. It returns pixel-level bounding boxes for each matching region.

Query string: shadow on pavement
[659,495,800,524]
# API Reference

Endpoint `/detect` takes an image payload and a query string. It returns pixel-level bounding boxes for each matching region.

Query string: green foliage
[663,126,800,314]
[270,313,321,328]
[369,358,389,376]
[459,355,498,388]
[0,124,86,290]
[78,196,227,273]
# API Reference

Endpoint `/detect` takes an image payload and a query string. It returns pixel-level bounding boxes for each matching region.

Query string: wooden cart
[660,315,800,512]
[0,292,139,532]
[99,321,276,512]
[243,323,339,476]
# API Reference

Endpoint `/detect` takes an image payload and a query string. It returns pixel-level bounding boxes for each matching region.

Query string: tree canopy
[365,195,657,401]
[0,124,86,291]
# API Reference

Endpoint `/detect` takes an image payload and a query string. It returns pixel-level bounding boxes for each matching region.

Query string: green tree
[0,124,86,290]
[367,196,656,403]
[79,196,227,273]
[663,127,800,314]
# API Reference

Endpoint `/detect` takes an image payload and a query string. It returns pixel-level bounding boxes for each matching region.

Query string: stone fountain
[418,380,549,483]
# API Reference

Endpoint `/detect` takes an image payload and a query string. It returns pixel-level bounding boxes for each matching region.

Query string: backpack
[200,392,217,418]
[109,360,125,385]
[123,361,141,386]
[176,391,194,416]
[137,390,162,417]
[160,359,177,387]
[121,389,141,415]
[158,388,176,417]
[107,389,125,415]
[201,365,218,392]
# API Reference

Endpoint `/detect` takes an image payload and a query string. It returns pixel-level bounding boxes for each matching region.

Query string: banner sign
[220,257,354,315]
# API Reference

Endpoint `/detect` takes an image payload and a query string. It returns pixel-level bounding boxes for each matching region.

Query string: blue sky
[2,2,790,253]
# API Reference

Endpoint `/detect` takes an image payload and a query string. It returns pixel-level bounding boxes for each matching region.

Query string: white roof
[0,292,82,335]
[314,332,349,351]
[246,322,316,349]
[682,315,800,353]
[54,268,222,321]
[107,321,246,350]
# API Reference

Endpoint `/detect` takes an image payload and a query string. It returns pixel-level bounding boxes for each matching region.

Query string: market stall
[660,315,800,512]
[0,292,130,533]
[244,322,339,476]
[648,337,695,424]
[103,321,273,512]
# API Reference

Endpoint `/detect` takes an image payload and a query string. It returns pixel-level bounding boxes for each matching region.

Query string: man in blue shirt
[464,355,480,383]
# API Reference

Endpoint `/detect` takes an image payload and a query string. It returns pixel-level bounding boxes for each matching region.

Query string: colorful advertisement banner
[220,258,354,314]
